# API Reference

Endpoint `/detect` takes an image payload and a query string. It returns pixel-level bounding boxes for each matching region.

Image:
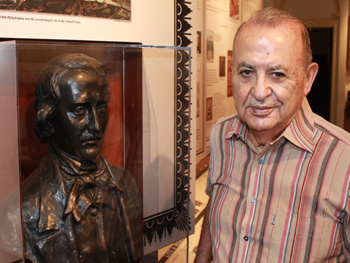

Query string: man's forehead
[233,22,304,54]
[236,20,302,41]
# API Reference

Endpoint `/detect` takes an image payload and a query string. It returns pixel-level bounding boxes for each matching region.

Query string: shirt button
[258,159,263,164]
[243,236,249,242]
[90,207,98,217]
[251,197,256,203]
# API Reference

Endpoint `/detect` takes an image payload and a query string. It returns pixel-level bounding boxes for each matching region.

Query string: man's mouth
[250,106,274,116]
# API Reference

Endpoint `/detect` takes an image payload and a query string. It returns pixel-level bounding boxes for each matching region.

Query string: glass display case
[0,40,192,262]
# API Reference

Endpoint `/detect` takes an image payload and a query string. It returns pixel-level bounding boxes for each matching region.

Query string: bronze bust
[21,53,143,263]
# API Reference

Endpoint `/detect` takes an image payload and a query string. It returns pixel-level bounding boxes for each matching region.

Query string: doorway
[307,28,333,121]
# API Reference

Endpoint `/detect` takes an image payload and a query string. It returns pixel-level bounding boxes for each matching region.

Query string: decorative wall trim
[143,0,192,246]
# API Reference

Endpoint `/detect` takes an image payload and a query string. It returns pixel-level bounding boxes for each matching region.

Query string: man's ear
[304,62,319,95]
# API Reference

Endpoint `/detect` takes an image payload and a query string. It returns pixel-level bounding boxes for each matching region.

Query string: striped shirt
[206,98,350,263]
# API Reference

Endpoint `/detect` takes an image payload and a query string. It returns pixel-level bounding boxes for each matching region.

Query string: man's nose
[251,74,272,102]
[87,107,102,131]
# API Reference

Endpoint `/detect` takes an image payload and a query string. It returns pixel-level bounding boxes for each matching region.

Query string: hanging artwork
[0,0,131,20]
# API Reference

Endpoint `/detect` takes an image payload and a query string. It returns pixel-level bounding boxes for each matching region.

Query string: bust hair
[34,53,107,141]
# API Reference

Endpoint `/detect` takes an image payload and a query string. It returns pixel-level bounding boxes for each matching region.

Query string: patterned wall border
[143,0,192,246]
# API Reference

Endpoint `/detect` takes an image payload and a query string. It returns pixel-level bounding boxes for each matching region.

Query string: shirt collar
[51,144,102,176]
[225,116,249,141]
[279,98,315,152]
[226,98,315,153]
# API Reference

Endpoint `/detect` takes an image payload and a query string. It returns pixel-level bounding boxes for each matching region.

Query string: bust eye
[72,106,86,117]
[97,103,108,114]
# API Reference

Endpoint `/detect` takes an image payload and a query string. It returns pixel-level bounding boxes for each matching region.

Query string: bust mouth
[82,139,101,145]
[81,134,102,145]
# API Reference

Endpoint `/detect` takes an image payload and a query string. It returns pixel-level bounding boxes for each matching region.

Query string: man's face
[232,23,318,144]
[53,70,109,161]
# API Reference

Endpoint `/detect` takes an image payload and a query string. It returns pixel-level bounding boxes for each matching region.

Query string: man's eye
[240,70,252,77]
[272,72,285,79]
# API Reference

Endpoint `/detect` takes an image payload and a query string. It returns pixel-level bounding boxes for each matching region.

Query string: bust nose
[88,106,102,131]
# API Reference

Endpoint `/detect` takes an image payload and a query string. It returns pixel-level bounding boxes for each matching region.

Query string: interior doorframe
[306,18,338,125]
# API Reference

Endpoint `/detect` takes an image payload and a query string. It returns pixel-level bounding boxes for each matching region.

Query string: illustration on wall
[206,97,213,121]
[219,56,225,77]
[197,82,200,118]
[229,0,239,20]
[227,50,233,97]
[206,30,214,62]
[0,0,131,20]
[197,31,202,55]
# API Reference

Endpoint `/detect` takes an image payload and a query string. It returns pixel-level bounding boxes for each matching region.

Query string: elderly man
[195,7,350,263]
[21,53,143,263]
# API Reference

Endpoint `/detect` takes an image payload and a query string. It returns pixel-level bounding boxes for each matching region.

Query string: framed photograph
[0,0,131,20]
[197,31,202,55]
[227,50,233,97]
[206,30,214,62]
[206,97,213,121]
[219,55,225,77]
[229,0,240,20]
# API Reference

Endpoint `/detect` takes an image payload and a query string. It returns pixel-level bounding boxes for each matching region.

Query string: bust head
[35,53,110,161]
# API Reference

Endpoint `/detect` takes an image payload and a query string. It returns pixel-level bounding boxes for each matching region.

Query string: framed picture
[0,0,131,20]
[206,97,213,121]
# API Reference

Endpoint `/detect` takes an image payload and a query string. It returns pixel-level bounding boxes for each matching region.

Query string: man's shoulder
[313,114,350,147]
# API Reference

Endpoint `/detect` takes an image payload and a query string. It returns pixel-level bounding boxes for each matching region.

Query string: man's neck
[247,130,281,153]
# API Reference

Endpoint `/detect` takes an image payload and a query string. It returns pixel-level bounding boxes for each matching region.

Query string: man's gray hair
[233,7,312,67]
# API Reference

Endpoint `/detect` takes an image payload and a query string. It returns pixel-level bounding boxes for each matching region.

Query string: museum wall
[195,0,263,164]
